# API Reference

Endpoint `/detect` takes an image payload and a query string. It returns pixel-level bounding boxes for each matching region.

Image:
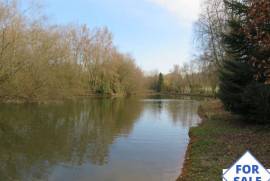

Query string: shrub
[218,60,254,115]
[243,83,270,123]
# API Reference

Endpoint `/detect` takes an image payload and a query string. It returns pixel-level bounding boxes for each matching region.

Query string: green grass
[178,100,270,181]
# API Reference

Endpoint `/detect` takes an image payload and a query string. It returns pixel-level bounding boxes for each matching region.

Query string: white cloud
[147,0,202,23]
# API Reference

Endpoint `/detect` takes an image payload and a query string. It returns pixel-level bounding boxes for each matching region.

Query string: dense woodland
[0,1,144,102]
[193,0,270,123]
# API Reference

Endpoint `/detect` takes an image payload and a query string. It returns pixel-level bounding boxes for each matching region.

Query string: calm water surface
[0,98,201,181]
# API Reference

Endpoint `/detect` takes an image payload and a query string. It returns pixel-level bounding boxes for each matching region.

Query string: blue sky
[24,0,202,73]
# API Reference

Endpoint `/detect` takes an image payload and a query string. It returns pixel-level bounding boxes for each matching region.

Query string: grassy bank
[178,100,270,181]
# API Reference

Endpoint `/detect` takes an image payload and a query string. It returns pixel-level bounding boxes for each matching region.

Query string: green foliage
[219,0,252,114]
[243,83,270,123]
[219,60,254,114]
[157,73,164,92]
[219,0,270,123]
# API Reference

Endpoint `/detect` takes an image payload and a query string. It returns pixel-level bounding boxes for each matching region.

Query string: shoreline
[144,92,215,98]
[176,104,207,181]
[0,92,215,104]
[177,100,270,181]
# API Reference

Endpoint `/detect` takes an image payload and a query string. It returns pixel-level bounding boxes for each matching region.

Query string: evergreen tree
[219,0,270,123]
[219,60,254,114]
[243,82,270,123]
[219,0,251,114]
[157,73,164,92]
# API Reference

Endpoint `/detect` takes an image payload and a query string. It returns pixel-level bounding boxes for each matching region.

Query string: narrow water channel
[0,98,201,181]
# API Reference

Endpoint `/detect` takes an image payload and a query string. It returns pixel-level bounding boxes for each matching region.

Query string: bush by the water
[219,60,254,115]
[219,61,270,123]
[243,83,270,123]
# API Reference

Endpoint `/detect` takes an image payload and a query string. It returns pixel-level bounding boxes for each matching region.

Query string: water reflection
[0,99,143,181]
[0,98,200,181]
[142,99,200,127]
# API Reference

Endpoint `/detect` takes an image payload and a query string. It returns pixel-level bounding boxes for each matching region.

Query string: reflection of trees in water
[0,98,143,181]
[166,100,200,127]
[143,100,200,128]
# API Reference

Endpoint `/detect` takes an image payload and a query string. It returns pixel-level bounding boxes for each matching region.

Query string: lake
[0,98,201,181]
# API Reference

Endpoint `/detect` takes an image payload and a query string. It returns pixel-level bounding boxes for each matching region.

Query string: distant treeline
[0,1,144,102]
[146,62,218,96]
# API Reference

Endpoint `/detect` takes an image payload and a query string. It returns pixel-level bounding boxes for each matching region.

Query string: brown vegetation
[146,62,218,96]
[0,1,144,102]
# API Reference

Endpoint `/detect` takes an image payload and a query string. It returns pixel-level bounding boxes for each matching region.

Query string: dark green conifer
[157,73,164,92]
[219,0,270,123]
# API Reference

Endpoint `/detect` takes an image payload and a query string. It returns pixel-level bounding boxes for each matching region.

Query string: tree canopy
[0,1,144,102]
